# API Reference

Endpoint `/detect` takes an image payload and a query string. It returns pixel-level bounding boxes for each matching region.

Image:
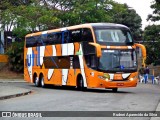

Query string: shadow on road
[28,84,134,94]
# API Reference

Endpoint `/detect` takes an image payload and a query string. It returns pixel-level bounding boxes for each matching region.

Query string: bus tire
[34,74,40,87]
[112,88,118,92]
[77,75,86,91]
[39,74,46,88]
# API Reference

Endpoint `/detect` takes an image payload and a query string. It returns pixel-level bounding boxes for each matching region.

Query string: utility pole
[0,29,4,54]
[0,8,5,54]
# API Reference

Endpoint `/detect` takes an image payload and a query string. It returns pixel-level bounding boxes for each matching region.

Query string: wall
[0,55,8,70]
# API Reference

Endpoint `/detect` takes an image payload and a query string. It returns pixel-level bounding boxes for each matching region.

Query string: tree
[144,0,160,65]
[111,3,142,41]
[143,25,160,65]
[147,0,160,22]
[12,5,60,31]
[1,0,142,33]
[0,1,61,37]
[0,0,144,71]
[6,41,24,72]
[52,0,113,26]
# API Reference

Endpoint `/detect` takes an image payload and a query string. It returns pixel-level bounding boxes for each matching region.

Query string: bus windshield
[98,49,137,72]
[95,28,133,45]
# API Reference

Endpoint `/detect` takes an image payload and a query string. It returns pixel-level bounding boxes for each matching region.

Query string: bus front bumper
[98,79,138,89]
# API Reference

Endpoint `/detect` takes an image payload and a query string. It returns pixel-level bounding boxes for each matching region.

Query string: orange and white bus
[24,23,146,92]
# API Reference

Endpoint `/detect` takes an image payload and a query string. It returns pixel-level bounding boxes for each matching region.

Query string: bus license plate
[117,83,124,86]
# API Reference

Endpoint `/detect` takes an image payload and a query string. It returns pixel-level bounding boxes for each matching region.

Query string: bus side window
[55,33,62,44]
[47,32,62,45]
[90,55,97,69]
[47,33,58,45]
[85,54,98,69]
[85,55,90,67]
[26,37,37,47]
[63,31,69,43]
[70,29,82,42]
[82,28,93,42]
[37,35,44,46]
[47,33,54,45]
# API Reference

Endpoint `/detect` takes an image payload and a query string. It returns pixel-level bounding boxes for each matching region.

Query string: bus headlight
[129,75,138,81]
[130,78,134,81]
[98,73,110,81]
[98,76,107,80]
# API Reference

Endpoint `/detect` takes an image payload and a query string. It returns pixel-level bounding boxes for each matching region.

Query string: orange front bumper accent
[96,79,138,88]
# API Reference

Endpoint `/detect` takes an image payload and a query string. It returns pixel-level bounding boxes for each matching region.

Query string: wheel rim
[35,77,39,86]
[80,78,83,88]
[77,76,84,90]
[41,76,45,87]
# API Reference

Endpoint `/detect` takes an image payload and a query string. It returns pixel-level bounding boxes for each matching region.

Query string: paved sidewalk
[0,79,25,83]
[0,79,32,100]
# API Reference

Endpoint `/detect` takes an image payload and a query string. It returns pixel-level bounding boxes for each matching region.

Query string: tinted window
[95,28,133,45]
[63,31,69,43]
[47,33,55,44]
[70,29,82,42]
[70,28,93,43]
[41,34,47,45]
[26,35,45,47]
[26,28,94,47]
[47,32,62,45]
[82,28,93,42]
[26,36,37,47]
[84,54,98,69]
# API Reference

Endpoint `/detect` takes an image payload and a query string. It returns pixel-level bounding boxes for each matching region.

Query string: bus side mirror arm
[89,42,102,57]
[135,43,146,67]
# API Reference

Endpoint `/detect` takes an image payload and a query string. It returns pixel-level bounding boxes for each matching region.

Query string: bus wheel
[40,74,46,88]
[112,88,118,92]
[77,75,86,91]
[34,75,40,87]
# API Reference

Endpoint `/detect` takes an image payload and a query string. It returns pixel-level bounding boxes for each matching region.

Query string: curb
[150,101,160,120]
[0,79,26,83]
[150,100,160,120]
[0,81,26,83]
[0,90,32,100]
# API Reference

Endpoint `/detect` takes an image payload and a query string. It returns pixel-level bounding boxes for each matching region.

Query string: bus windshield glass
[95,28,133,45]
[98,49,137,72]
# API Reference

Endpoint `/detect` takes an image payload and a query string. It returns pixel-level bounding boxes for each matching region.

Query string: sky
[114,0,159,30]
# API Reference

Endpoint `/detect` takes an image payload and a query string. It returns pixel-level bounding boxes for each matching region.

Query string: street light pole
[0,24,4,54]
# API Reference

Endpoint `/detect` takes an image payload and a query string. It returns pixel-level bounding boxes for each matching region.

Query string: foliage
[0,8,16,32]
[143,25,160,65]
[0,1,60,33]
[12,5,60,31]
[48,0,114,26]
[0,0,143,33]
[112,3,142,40]
[145,0,160,65]
[147,0,160,22]
[0,0,145,71]
[6,41,24,72]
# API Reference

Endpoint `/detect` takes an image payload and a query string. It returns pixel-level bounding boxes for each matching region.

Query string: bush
[6,41,24,72]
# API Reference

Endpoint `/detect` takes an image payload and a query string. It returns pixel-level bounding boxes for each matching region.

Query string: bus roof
[25,23,129,37]
[89,23,128,29]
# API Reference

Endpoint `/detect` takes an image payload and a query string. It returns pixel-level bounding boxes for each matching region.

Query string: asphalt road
[0,82,160,120]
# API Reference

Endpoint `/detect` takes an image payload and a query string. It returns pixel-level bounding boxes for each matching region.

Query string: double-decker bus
[24,23,146,92]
